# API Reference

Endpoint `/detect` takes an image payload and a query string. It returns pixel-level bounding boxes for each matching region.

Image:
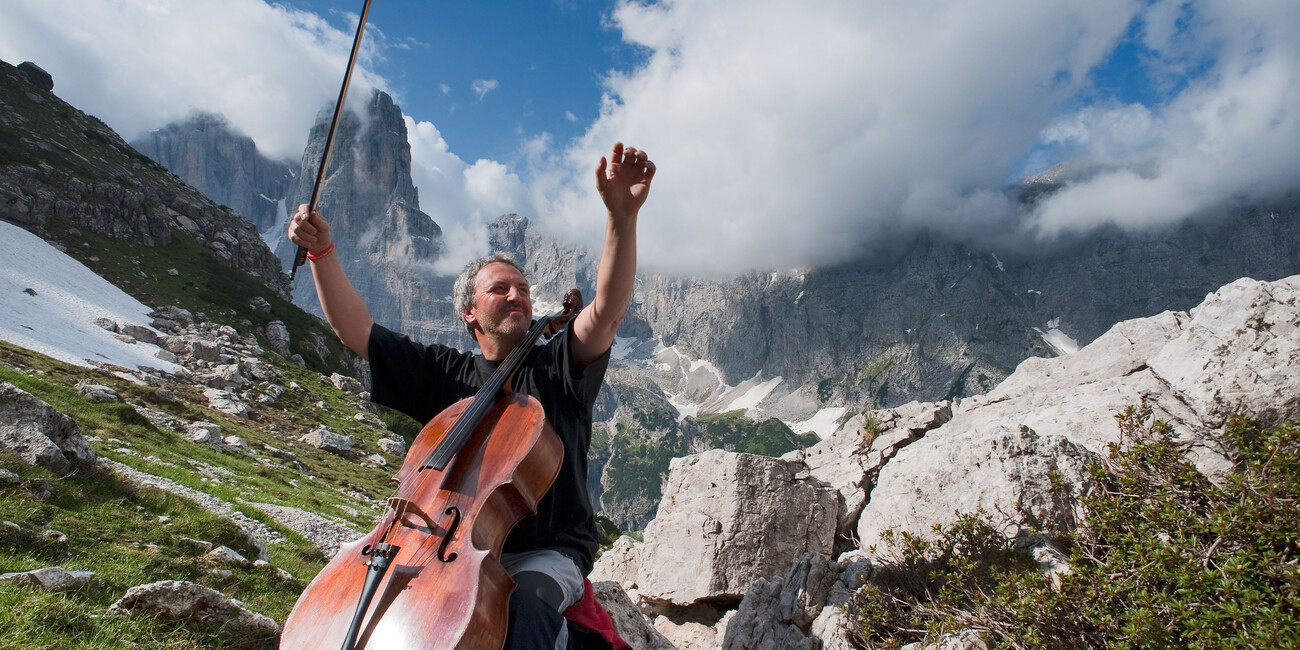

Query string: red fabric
[562,578,630,650]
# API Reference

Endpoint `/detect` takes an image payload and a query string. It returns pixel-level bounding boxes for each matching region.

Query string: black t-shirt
[367,322,609,575]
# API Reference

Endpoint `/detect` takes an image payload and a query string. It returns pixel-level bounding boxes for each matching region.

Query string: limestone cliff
[131,113,294,234]
[276,91,458,344]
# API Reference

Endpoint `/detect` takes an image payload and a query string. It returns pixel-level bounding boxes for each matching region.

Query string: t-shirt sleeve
[367,323,468,425]
[558,322,611,411]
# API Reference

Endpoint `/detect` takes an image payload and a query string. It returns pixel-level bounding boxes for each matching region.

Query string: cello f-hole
[438,507,462,563]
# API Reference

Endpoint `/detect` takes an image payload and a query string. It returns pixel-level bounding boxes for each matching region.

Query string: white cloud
[1029,0,1300,234]
[0,0,388,160]
[530,0,1143,274]
[531,0,1298,275]
[404,116,534,274]
[472,79,500,101]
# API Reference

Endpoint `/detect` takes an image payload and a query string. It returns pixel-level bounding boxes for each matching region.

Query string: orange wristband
[306,243,334,261]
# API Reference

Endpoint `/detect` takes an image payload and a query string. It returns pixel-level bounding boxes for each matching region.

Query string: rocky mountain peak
[132,112,294,234]
[278,89,455,344]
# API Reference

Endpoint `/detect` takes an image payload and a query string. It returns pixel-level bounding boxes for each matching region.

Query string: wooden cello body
[281,291,581,650]
[281,394,562,649]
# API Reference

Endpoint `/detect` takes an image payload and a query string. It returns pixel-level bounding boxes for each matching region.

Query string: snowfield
[0,220,181,374]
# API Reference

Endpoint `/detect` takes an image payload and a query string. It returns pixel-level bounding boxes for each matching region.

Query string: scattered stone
[42,529,68,543]
[0,381,97,474]
[167,268,180,276]
[249,296,271,312]
[222,436,251,455]
[23,287,38,297]
[94,318,118,332]
[0,469,19,485]
[254,559,294,581]
[377,436,407,457]
[180,537,214,553]
[120,324,159,345]
[203,388,254,418]
[1,567,96,591]
[330,373,365,395]
[186,422,223,446]
[299,427,353,455]
[107,580,281,639]
[76,380,119,403]
[206,546,250,566]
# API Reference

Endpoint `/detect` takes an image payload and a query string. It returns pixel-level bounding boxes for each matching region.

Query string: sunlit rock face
[277,90,457,345]
[131,112,294,235]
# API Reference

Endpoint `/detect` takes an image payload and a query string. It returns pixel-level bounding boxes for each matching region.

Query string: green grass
[0,333,420,647]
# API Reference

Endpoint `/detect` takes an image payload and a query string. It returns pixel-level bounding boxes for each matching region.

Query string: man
[287,142,655,649]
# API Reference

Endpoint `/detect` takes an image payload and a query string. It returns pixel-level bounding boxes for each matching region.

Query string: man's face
[465,262,533,343]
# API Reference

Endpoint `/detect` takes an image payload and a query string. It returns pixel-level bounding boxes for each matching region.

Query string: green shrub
[851,404,1300,648]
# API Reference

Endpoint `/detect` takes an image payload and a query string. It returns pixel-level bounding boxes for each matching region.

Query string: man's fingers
[595,156,609,191]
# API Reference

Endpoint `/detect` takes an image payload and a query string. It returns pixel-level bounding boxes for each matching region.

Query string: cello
[280,290,583,650]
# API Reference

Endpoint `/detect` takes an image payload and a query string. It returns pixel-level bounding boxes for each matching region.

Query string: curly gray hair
[452,252,527,334]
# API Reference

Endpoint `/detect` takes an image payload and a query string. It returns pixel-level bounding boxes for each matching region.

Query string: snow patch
[790,407,847,439]
[721,376,783,415]
[0,221,182,373]
[611,336,638,361]
[1035,318,1080,356]
[260,198,288,252]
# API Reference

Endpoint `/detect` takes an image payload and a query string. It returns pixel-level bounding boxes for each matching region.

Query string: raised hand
[595,142,656,220]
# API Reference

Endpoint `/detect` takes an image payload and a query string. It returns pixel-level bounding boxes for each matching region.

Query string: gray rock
[17,61,54,92]
[719,552,838,650]
[186,422,223,446]
[0,566,95,591]
[330,372,365,395]
[299,427,354,455]
[107,580,281,638]
[206,546,250,566]
[592,581,675,650]
[858,424,1100,552]
[376,436,407,457]
[120,323,159,345]
[638,450,837,606]
[265,320,291,357]
[203,388,254,418]
[0,381,97,474]
[75,380,119,403]
[249,296,271,312]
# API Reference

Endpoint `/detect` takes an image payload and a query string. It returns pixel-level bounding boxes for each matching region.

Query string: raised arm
[287,204,374,359]
[571,142,656,366]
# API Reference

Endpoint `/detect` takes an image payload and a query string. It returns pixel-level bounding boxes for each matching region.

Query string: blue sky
[284,0,646,164]
[1,0,1297,276]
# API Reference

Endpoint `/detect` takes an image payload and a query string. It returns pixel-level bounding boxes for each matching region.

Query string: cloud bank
[0,0,385,160]
[2,0,1296,278]
[537,0,1300,275]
